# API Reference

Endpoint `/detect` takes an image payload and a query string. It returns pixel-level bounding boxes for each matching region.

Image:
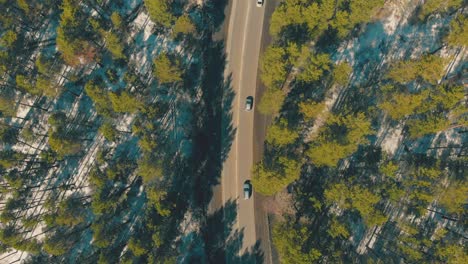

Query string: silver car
[243,180,252,200]
[245,96,254,111]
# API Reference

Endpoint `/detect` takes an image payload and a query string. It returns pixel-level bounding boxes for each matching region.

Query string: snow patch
[15,100,33,119]
[379,0,404,34]
[0,251,28,263]
[115,114,135,132]
[72,136,106,195]
[379,123,404,156]
[356,226,382,254]
[132,12,155,41]
[177,210,200,241]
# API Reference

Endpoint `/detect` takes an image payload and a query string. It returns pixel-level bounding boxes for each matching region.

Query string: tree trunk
[18,102,49,112]
[425,208,459,222]
[16,140,43,151]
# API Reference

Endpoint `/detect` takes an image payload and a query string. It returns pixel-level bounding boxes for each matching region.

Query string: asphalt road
[222,0,265,255]
[208,0,278,262]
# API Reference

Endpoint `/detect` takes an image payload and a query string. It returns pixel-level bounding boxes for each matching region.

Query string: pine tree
[438,180,467,216]
[84,80,113,116]
[266,119,299,146]
[273,220,322,264]
[251,157,301,195]
[138,156,162,184]
[446,15,467,47]
[99,122,117,141]
[144,0,175,27]
[297,53,330,83]
[103,31,125,59]
[387,55,446,84]
[260,46,289,89]
[153,53,182,84]
[258,88,286,115]
[173,14,196,36]
[307,113,373,167]
[419,0,463,20]
[110,12,122,28]
[299,100,325,120]
[333,62,352,85]
[109,91,143,113]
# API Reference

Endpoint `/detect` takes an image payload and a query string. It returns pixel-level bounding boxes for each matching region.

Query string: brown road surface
[208,0,279,263]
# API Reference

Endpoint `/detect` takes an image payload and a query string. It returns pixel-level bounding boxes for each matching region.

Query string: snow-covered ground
[298,0,467,256]
[378,123,404,156]
[1,4,169,262]
[1,0,206,260]
[131,12,155,42]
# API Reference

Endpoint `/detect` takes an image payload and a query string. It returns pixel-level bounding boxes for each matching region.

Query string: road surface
[208,0,281,262]
[223,0,265,256]
[208,0,271,261]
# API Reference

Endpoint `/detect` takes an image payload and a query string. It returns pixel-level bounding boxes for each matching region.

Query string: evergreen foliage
[387,55,446,84]
[144,0,175,27]
[446,14,468,47]
[273,221,321,264]
[307,113,373,167]
[265,119,299,146]
[333,62,352,85]
[299,100,325,120]
[251,156,301,195]
[153,52,182,84]
[173,14,196,36]
[109,91,143,113]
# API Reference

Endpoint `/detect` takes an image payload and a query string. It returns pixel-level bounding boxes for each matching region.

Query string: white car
[256,0,264,7]
[245,96,254,111]
[243,180,252,200]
